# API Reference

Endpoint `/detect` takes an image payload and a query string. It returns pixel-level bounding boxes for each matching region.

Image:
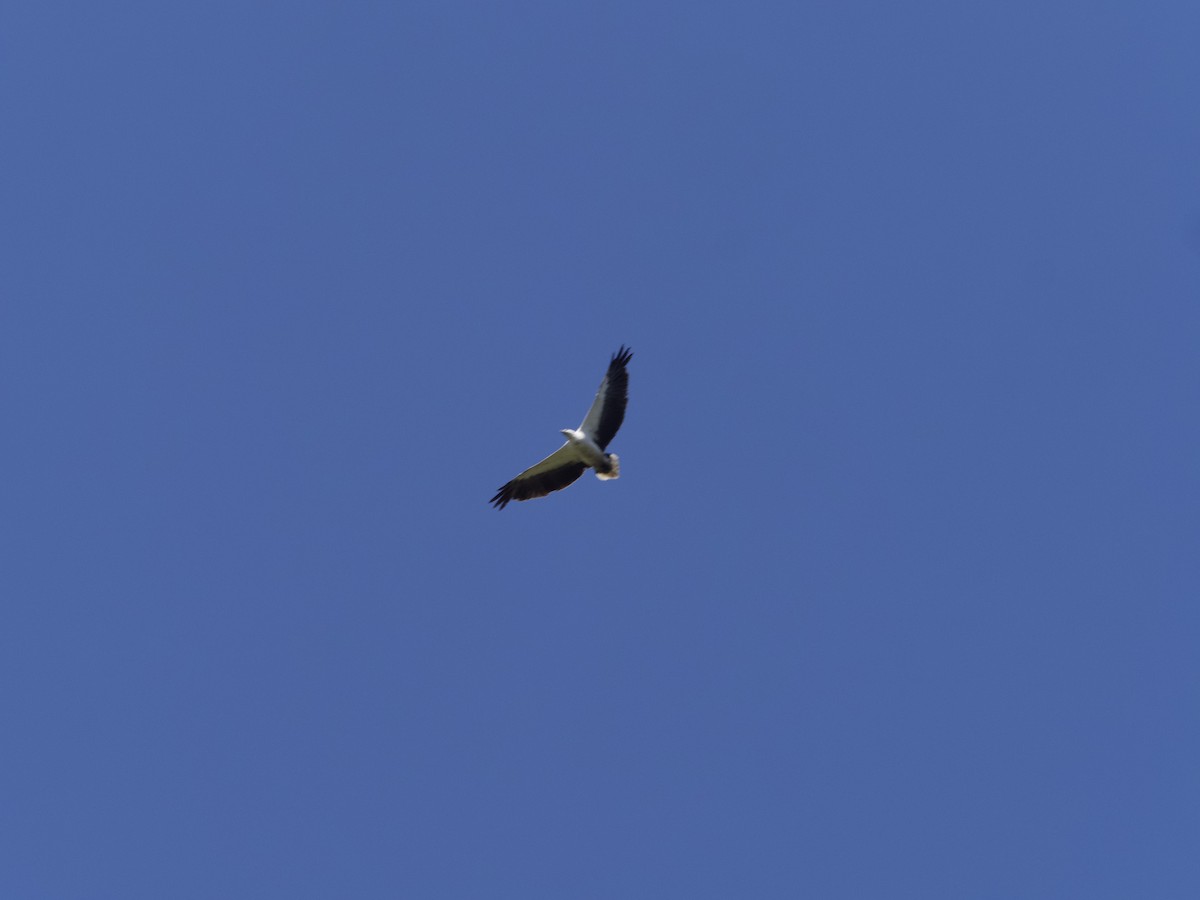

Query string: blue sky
[3,2,1198,897]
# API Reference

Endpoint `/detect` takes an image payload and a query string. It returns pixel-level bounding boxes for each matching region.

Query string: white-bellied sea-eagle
[490,346,633,509]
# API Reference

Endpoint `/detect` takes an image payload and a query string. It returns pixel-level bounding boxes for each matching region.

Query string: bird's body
[490,346,632,509]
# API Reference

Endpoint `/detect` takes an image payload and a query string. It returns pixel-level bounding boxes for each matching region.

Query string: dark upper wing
[490,444,587,509]
[578,345,632,450]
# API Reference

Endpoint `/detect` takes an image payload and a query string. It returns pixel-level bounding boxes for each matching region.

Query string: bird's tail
[595,453,620,480]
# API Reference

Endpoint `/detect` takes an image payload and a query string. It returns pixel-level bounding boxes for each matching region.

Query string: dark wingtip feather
[490,484,513,509]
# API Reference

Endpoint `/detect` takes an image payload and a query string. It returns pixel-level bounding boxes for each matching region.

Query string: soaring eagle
[490,346,633,509]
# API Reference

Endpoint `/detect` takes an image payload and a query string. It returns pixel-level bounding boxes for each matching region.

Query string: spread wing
[579,345,633,450]
[490,444,587,509]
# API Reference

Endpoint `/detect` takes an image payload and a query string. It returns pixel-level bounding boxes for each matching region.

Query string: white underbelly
[567,433,606,468]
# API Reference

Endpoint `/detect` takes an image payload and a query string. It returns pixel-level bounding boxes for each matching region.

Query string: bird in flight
[490,346,633,509]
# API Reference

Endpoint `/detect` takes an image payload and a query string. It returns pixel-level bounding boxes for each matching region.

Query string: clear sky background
[3,3,1198,897]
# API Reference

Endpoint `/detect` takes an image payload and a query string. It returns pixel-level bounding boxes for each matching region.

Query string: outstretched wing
[490,444,587,509]
[579,345,633,450]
